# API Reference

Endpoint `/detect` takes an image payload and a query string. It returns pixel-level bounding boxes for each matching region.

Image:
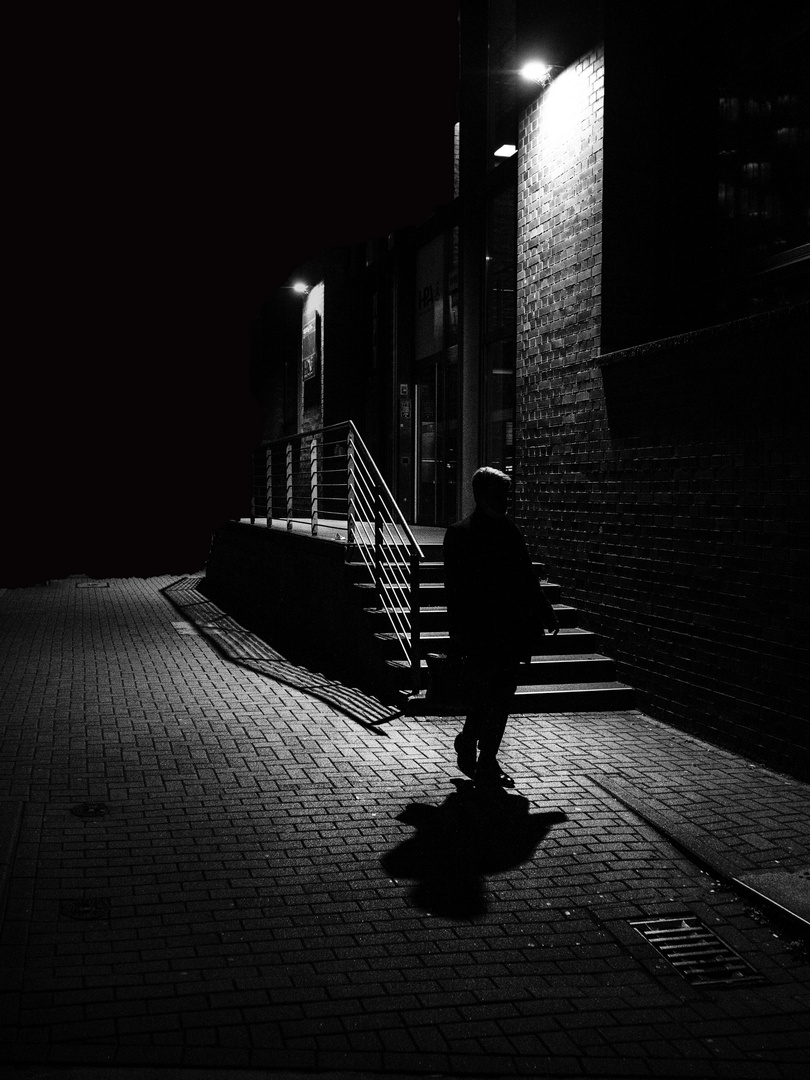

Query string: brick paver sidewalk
[0,575,808,1078]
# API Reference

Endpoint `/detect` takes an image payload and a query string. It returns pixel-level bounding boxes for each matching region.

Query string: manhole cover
[630,914,765,986]
[71,802,109,818]
[60,898,111,921]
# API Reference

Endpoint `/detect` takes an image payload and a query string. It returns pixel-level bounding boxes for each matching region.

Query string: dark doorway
[416,347,459,526]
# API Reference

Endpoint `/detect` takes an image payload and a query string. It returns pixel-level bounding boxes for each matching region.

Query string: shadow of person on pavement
[381,779,567,919]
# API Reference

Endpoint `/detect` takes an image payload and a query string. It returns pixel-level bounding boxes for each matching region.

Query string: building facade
[250,0,809,774]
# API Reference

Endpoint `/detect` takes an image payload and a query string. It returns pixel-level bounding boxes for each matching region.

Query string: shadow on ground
[382,779,567,919]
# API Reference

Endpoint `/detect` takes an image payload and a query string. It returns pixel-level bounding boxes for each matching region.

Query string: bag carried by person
[424,652,467,713]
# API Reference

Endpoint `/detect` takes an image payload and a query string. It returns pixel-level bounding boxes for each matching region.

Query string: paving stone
[0,575,808,1078]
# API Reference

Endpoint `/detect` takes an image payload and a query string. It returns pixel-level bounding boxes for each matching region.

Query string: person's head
[472,466,511,518]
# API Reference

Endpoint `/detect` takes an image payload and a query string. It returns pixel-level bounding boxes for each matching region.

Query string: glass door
[416,351,459,525]
[417,365,438,524]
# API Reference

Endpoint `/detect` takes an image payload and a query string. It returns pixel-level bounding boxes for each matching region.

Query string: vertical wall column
[457,2,489,516]
[266,446,273,527]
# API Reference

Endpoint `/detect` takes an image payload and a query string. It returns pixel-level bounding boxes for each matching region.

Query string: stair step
[386,653,613,682]
[408,565,548,574]
[348,553,634,712]
[405,681,636,713]
[354,580,560,606]
[523,653,616,683]
[514,682,636,711]
[363,606,449,631]
[363,602,577,623]
[374,626,599,656]
[531,627,599,653]
[347,557,546,581]
[356,581,445,594]
[417,543,445,559]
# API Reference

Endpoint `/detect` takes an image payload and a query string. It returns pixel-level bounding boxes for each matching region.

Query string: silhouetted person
[444,467,559,787]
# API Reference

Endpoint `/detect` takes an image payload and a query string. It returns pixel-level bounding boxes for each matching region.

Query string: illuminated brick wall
[515,45,606,574]
[516,45,809,776]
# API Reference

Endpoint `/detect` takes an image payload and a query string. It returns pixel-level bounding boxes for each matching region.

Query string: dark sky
[6,5,459,585]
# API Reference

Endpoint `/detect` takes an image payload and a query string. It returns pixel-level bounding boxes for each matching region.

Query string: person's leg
[476,706,508,766]
[474,661,519,785]
[455,703,487,776]
[454,657,490,776]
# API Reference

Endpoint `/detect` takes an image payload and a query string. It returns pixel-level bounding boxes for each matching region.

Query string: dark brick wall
[516,46,809,778]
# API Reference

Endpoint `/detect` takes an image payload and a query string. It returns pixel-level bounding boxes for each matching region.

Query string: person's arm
[443,527,472,656]
[517,531,560,635]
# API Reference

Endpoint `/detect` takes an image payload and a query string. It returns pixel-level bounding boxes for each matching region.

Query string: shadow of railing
[162,577,401,731]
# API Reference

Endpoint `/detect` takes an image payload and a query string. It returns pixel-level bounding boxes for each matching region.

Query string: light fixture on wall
[494,143,517,158]
[282,280,309,296]
[520,60,554,86]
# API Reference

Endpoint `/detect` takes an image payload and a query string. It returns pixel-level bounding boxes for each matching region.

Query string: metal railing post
[346,427,355,545]
[374,485,383,592]
[271,444,278,529]
[286,442,293,531]
[409,549,421,695]
[310,437,318,537]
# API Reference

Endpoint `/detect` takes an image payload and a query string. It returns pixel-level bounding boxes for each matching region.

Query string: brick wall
[516,46,809,778]
[516,45,606,558]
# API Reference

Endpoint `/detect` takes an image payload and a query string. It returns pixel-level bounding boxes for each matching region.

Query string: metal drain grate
[629,914,765,986]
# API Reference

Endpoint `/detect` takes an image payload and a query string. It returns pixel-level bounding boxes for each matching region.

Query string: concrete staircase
[349,540,636,712]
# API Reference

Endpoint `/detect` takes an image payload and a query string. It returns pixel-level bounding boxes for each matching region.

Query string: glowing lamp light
[292,282,309,294]
[494,143,517,158]
[521,60,553,85]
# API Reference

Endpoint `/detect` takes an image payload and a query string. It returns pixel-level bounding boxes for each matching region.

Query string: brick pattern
[0,577,809,1075]
[515,45,809,777]
[517,49,604,401]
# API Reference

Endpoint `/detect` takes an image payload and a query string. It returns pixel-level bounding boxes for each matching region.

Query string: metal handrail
[251,421,424,693]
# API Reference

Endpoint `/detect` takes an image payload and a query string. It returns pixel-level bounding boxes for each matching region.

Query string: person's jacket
[443,508,557,662]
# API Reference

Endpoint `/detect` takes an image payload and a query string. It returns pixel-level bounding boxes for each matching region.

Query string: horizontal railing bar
[260,421,354,452]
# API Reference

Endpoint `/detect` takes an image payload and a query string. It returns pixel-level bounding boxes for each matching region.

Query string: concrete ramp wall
[202,521,370,688]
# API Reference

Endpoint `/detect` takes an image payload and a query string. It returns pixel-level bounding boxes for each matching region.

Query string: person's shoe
[454,734,477,778]
[474,763,515,788]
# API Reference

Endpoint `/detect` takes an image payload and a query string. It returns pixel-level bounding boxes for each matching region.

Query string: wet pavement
[0,574,808,1078]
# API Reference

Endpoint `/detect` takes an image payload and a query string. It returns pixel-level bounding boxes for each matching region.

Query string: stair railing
[252,421,424,694]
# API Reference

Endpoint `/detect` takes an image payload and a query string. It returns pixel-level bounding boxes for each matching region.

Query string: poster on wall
[303,312,321,381]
